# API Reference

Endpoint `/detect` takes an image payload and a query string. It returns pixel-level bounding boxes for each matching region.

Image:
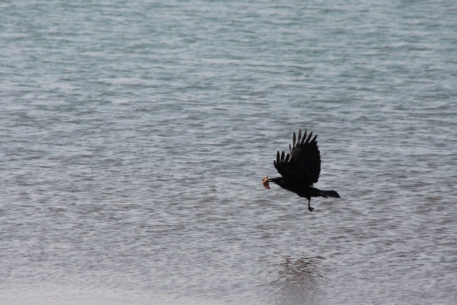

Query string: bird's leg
[308,199,314,212]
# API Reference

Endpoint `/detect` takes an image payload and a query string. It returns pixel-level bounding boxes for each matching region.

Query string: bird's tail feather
[319,190,340,198]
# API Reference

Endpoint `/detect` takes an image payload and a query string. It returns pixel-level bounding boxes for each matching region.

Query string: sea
[1,1,457,304]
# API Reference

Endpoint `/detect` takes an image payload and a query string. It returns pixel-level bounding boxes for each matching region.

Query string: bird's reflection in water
[271,256,325,305]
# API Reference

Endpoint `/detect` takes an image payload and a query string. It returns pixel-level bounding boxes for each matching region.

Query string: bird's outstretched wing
[274,129,322,186]
[289,129,321,184]
[274,150,314,186]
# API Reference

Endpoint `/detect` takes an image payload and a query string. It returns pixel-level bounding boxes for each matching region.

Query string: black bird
[262,129,340,212]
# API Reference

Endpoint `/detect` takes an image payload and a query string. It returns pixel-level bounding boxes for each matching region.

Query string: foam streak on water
[1,1,457,304]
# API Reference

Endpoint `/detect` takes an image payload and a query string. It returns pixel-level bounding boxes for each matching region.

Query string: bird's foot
[308,206,314,212]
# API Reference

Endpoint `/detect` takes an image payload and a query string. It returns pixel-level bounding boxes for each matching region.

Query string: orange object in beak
[262,176,270,189]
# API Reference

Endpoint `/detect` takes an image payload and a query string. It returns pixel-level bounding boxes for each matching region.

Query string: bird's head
[262,176,283,189]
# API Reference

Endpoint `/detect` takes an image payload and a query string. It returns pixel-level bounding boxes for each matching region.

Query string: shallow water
[1,1,457,304]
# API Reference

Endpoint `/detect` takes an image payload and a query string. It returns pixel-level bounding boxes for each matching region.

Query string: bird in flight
[262,129,340,212]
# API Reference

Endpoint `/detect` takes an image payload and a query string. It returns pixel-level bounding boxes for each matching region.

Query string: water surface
[1,1,457,304]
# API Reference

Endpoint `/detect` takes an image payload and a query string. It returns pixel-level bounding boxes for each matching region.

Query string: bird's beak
[262,176,270,189]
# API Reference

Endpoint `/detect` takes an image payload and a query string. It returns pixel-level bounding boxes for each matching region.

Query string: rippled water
[1,1,457,304]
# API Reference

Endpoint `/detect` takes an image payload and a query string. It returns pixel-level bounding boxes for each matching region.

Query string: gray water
[1,1,457,304]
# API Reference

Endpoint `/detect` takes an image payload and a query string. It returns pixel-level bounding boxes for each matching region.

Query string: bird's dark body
[269,177,336,200]
[266,130,340,212]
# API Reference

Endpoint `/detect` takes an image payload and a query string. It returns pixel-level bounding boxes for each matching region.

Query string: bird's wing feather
[288,129,321,184]
[274,150,314,186]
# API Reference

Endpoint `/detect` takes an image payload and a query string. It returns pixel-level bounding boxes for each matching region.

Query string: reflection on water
[271,256,325,305]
